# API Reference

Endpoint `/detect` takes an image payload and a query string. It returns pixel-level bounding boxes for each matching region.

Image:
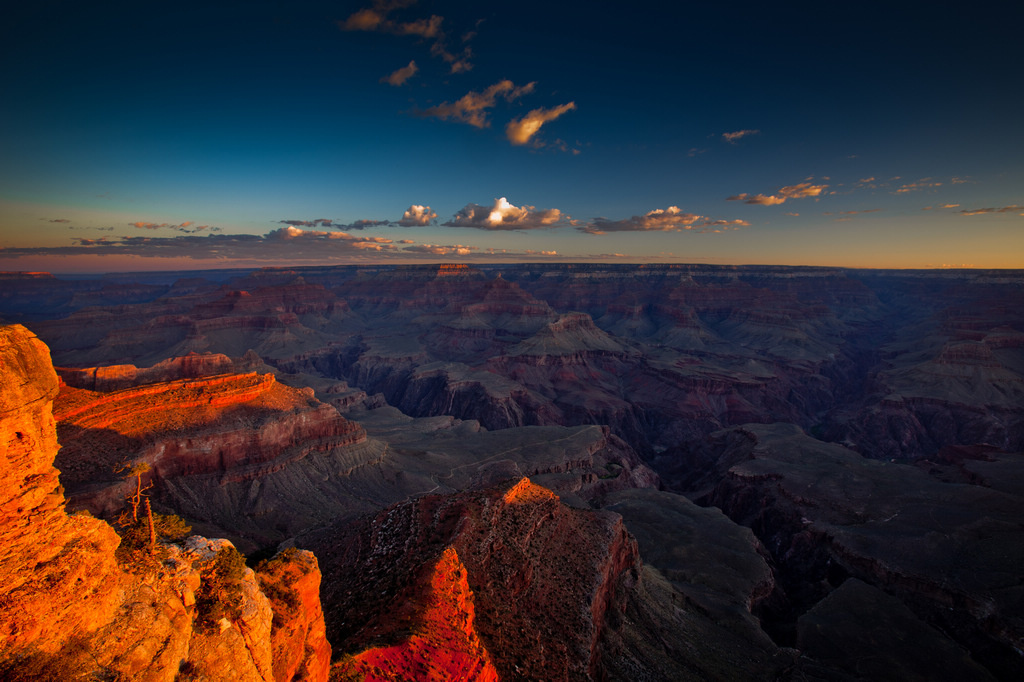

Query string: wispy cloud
[340,1,472,73]
[430,38,472,74]
[726,182,828,206]
[131,221,221,233]
[578,206,749,234]
[445,197,569,230]
[397,204,438,226]
[506,102,576,147]
[894,178,942,194]
[959,205,1024,216]
[401,243,476,255]
[348,219,391,230]
[340,1,441,37]
[0,228,405,262]
[722,129,760,144]
[41,218,71,223]
[278,219,338,228]
[0,229,643,265]
[416,80,534,128]
[381,60,418,86]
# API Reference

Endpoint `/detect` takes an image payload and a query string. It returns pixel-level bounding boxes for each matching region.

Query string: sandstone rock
[0,324,331,682]
[258,548,332,682]
[301,477,642,681]
[0,324,122,655]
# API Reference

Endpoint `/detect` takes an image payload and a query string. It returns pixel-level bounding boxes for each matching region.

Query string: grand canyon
[1,263,1022,680]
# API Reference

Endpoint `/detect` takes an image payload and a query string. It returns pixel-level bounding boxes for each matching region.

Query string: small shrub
[195,546,247,632]
[113,511,193,570]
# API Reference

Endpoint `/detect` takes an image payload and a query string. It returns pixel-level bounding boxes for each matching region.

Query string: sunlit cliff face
[337,547,499,682]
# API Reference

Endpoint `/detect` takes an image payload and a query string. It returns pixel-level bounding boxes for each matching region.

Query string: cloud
[506,102,576,146]
[894,179,942,194]
[402,243,477,255]
[959,205,1024,216]
[722,129,760,144]
[1,229,598,266]
[444,197,569,230]
[726,193,786,206]
[381,60,418,86]
[278,218,338,228]
[340,1,440,37]
[348,219,391,230]
[42,218,71,223]
[416,80,534,128]
[131,221,221,233]
[726,182,828,206]
[340,1,472,73]
[578,207,749,234]
[430,38,473,74]
[0,228,412,263]
[397,204,438,226]
[823,209,882,216]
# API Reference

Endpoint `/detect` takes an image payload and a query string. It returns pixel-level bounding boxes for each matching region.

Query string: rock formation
[0,324,331,681]
[2,264,1023,680]
[301,477,644,680]
[53,365,366,526]
[681,423,1021,679]
[0,324,121,655]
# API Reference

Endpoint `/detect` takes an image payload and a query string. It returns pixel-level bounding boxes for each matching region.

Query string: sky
[1,0,1022,273]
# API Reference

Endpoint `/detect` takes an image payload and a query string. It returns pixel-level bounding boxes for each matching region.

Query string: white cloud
[397,204,438,226]
[445,197,569,230]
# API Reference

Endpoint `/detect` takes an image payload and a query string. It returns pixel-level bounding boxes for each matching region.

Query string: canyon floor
[1,263,1022,680]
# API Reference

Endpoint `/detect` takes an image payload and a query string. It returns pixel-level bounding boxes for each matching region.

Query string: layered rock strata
[0,324,331,681]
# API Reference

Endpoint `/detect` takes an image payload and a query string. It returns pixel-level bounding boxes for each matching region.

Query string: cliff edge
[0,324,330,681]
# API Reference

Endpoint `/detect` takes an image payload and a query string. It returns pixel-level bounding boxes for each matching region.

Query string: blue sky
[1,0,1022,272]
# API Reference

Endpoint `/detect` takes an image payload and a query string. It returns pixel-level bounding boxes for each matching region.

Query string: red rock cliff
[0,325,122,654]
[303,477,641,681]
[0,324,331,681]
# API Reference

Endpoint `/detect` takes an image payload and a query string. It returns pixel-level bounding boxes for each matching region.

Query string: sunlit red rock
[0,324,331,681]
[52,368,366,515]
[338,547,499,682]
[0,324,122,654]
[303,476,641,681]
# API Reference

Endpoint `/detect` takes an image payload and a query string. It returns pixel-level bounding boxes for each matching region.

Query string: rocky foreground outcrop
[0,324,330,681]
[299,477,644,681]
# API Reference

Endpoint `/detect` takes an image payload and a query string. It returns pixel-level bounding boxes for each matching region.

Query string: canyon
[1,263,1022,680]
